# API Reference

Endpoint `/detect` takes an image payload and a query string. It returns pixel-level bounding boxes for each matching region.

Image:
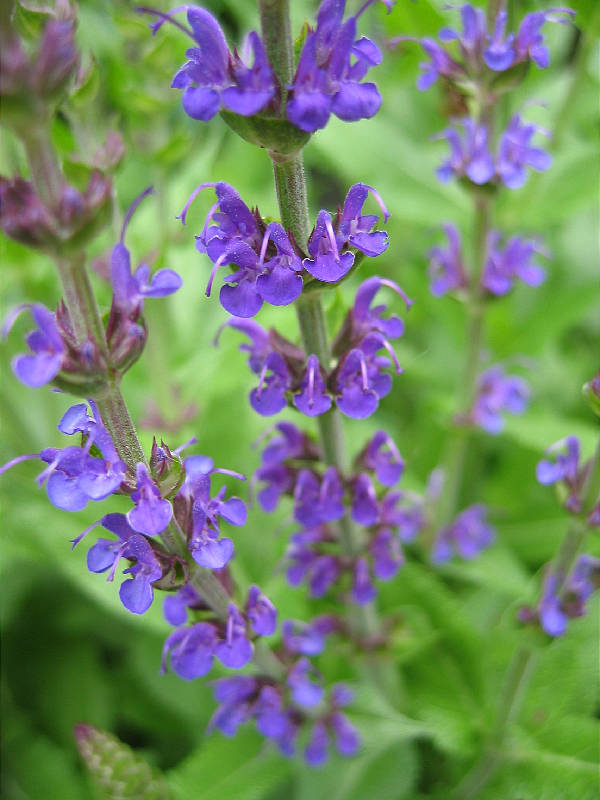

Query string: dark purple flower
[147,6,275,121]
[282,615,337,656]
[536,555,599,637]
[361,430,404,487]
[164,584,203,626]
[86,513,162,614]
[428,224,468,297]
[127,462,172,536]
[246,585,277,636]
[336,333,396,419]
[255,222,303,306]
[471,366,530,434]
[338,183,390,256]
[4,303,66,388]
[186,182,262,257]
[293,354,332,417]
[482,231,548,295]
[376,490,425,543]
[351,557,376,604]
[294,467,345,526]
[287,658,324,707]
[351,275,412,342]
[223,318,271,374]
[436,119,495,185]
[260,421,309,465]
[370,527,404,580]
[305,722,330,766]
[216,604,253,668]
[161,621,218,679]
[433,504,494,563]
[309,554,342,597]
[303,209,355,282]
[287,0,389,132]
[483,10,515,71]
[513,9,575,70]
[496,114,552,189]
[209,680,256,736]
[255,463,294,512]
[330,711,361,756]
[351,473,379,526]
[536,436,582,512]
[249,352,291,416]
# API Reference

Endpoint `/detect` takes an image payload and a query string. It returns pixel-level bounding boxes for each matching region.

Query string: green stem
[21,122,63,210]
[454,645,536,800]
[55,253,108,348]
[258,0,294,116]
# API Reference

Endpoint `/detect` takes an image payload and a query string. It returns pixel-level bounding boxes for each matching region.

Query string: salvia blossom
[4,303,67,387]
[399,4,574,91]
[432,504,494,563]
[470,366,530,434]
[287,0,393,132]
[520,555,600,636]
[282,615,339,656]
[436,115,551,188]
[245,584,278,636]
[127,462,173,535]
[536,436,584,513]
[482,232,548,295]
[144,6,275,121]
[427,224,468,297]
[358,430,405,486]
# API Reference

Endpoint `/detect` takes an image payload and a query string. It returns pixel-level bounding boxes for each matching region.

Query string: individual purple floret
[482,232,548,295]
[4,303,66,387]
[293,354,332,416]
[287,658,324,707]
[496,114,552,189]
[246,584,277,636]
[215,604,253,668]
[144,6,275,121]
[1,402,128,513]
[351,473,379,526]
[432,504,494,563]
[427,224,468,297]
[359,430,405,487]
[86,513,163,614]
[127,462,173,536]
[470,365,530,434]
[164,584,204,626]
[250,352,291,416]
[370,527,404,579]
[377,490,425,543]
[399,4,574,90]
[294,467,345,527]
[287,0,392,133]
[335,333,396,419]
[536,436,583,513]
[282,615,338,656]
[161,621,218,680]
[285,526,342,597]
[351,557,377,604]
[337,183,390,256]
[435,119,495,185]
[303,208,356,282]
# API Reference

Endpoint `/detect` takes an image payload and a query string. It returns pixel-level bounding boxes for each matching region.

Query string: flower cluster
[146,0,392,134]
[436,114,552,189]
[428,225,547,298]
[179,181,390,317]
[222,275,410,420]
[469,365,530,434]
[398,5,574,91]
[432,504,494,563]
[536,436,600,522]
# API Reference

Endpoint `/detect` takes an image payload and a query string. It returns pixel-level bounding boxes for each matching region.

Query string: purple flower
[378,490,425,542]
[496,114,552,189]
[294,467,345,526]
[287,0,388,132]
[330,711,360,756]
[254,686,294,741]
[428,224,467,297]
[250,352,291,416]
[287,658,324,707]
[147,6,275,121]
[361,430,404,487]
[255,463,294,513]
[336,333,396,419]
[260,422,309,465]
[293,354,332,416]
[255,222,303,306]
[350,275,412,343]
[433,504,494,563]
[351,557,376,604]
[483,10,515,71]
[161,621,218,680]
[215,604,253,668]
[224,318,271,373]
[471,366,530,434]
[164,584,203,626]
[537,555,599,637]
[4,303,66,388]
[482,232,548,295]
[338,183,390,256]
[209,676,258,736]
[370,527,404,580]
[189,182,262,258]
[536,436,582,512]
[436,119,495,185]
[305,722,330,766]
[282,616,337,656]
[127,462,173,536]
[285,527,342,597]
[513,9,575,70]
[303,209,355,282]
[87,513,163,614]
[351,473,379,526]
[246,585,277,636]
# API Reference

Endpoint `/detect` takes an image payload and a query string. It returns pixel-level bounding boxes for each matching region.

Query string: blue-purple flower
[359,430,405,487]
[427,224,467,297]
[496,114,552,189]
[127,462,173,536]
[436,119,495,185]
[246,585,277,636]
[4,303,66,388]
[471,365,530,434]
[146,6,275,122]
[536,436,584,513]
[432,504,494,563]
[482,232,548,295]
[287,0,391,132]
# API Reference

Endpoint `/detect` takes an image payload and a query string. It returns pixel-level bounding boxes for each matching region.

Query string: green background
[1,0,598,797]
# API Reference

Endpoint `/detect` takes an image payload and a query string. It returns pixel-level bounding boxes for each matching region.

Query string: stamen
[70,519,102,549]
[358,353,370,391]
[381,337,403,375]
[256,361,269,396]
[120,186,154,244]
[324,216,341,261]
[258,227,273,269]
[1,303,32,339]
[364,185,390,222]
[206,252,227,297]
[178,184,216,227]
[35,456,60,487]
[173,436,198,455]
[0,452,40,477]
[136,6,195,39]
[379,278,414,309]
[107,542,127,582]
[213,467,247,481]
[307,359,315,408]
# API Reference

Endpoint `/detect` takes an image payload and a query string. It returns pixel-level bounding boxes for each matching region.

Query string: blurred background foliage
[1,0,598,797]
